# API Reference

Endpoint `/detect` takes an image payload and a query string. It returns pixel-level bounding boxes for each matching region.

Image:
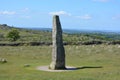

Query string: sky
[0,0,120,31]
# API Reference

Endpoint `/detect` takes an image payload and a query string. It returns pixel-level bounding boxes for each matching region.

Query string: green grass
[0,45,120,80]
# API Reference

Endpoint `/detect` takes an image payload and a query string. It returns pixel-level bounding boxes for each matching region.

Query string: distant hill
[0,24,120,45]
[27,27,120,39]
[1,24,120,34]
[24,27,120,42]
[0,24,13,30]
[0,24,52,42]
[27,27,120,34]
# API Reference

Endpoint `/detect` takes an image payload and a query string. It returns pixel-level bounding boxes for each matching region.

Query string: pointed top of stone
[53,15,59,21]
[53,15,60,22]
[53,15,59,17]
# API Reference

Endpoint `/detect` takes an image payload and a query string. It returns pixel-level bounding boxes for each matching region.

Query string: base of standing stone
[37,66,77,72]
[49,62,66,70]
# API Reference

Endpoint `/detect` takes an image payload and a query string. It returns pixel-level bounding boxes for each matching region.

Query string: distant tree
[6,29,20,41]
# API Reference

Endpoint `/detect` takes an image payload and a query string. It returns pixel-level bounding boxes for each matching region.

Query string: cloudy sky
[0,0,120,31]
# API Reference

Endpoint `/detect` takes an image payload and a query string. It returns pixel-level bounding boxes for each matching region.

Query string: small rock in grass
[24,64,30,67]
[1,58,7,63]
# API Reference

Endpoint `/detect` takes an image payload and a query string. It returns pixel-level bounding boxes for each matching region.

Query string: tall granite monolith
[49,15,66,70]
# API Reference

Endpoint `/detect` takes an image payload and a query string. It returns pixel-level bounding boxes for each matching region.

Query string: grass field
[0,45,120,80]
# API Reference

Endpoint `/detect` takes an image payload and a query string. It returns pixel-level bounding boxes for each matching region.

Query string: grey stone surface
[49,15,66,70]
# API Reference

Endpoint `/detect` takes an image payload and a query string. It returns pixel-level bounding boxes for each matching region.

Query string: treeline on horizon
[0,24,120,46]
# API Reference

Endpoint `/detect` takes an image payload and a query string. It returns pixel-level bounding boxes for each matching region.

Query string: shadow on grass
[67,66,103,70]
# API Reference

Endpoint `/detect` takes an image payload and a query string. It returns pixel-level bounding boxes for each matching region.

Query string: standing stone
[49,15,66,70]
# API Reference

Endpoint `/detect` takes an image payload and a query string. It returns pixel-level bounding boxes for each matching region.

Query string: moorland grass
[0,45,120,80]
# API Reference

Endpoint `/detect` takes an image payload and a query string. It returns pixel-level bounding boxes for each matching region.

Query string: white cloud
[0,11,16,15]
[49,11,71,16]
[76,14,92,20]
[93,0,109,2]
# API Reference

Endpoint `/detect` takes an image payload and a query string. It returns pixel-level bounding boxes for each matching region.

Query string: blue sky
[0,0,120,31]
